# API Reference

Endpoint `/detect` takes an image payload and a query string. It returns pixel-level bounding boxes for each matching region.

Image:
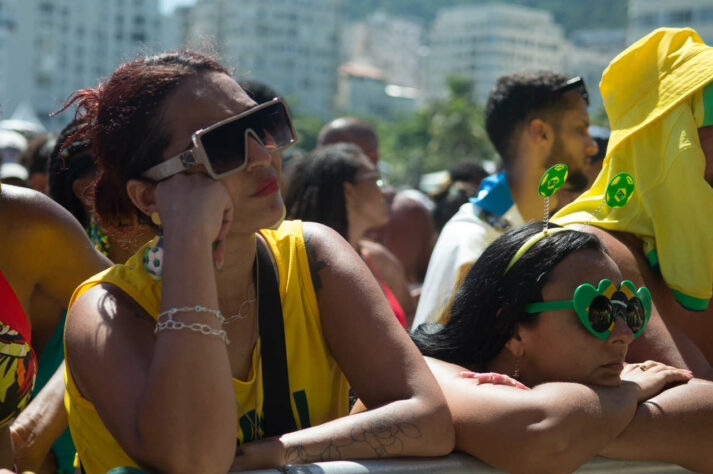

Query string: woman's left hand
[460,371,530,390]
[231,437,286,471]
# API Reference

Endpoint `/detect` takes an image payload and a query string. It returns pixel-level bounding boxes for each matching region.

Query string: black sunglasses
[553,76,589,106]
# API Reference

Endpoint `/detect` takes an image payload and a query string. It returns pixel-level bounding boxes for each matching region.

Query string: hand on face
[154,171,234,263]
[620,361,692,402]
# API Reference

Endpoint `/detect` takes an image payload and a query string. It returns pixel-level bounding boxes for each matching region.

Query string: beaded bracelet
[157,305,225,324]
[154,313,230,345]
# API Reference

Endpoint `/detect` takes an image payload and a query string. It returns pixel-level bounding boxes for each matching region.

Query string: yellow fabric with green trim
[64,220,350,473]
[553,27,713,311]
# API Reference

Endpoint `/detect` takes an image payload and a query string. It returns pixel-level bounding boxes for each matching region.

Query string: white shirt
[413,201,525,327]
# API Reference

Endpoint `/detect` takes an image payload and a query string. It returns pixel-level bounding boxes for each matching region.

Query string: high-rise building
[425,4,565,104]
[563,29,627,113]
[347,12,425,89]
[628,0,713,45]
[0,0,164,128]
[188,0,341,119]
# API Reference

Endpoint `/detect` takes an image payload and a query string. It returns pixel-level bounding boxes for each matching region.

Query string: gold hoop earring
[151,212,162,226]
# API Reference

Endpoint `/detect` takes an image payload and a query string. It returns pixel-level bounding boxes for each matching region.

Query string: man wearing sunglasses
[414,71,598,327]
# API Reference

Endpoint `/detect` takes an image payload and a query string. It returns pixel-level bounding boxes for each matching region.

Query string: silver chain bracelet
[154,312,230,345]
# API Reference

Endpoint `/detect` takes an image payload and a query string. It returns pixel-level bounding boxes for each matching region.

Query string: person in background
[412,222,713,472]
[285,143,415,328]
[318,117,436,287]
[48,119,154,263]
[0,181,109,473]
[19,134,54,194]
[430,159,488,234]
[61,50,452,473]
[413,71,598,327]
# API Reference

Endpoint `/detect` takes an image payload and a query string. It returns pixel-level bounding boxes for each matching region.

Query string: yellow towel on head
[553,28,713,311]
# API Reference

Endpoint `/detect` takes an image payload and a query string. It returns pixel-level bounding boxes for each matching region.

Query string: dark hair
[238,79,279,105]
[19,134,54,176]
[316,117,377,151]
[485,71,575,167]
[284,143,364,239]
[59,50,229,233]
[412,222,605,370]
[48,119,95,227]
[431,160,488,232]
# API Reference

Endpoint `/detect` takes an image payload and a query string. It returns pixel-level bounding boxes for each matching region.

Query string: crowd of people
[1,26,713,473]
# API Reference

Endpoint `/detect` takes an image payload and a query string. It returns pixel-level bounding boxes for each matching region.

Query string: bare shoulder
[66,282,155,396]
[424,357,467,381]
[578,225,646,284]
[0,183,91,247]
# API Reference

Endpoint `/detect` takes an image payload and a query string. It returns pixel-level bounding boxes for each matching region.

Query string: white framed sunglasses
[142,97,297,181]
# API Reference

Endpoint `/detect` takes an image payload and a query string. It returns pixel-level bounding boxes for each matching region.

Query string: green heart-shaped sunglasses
[525,279,652,341]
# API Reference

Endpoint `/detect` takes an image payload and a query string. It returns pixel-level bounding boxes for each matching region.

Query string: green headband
[504,227,575,274]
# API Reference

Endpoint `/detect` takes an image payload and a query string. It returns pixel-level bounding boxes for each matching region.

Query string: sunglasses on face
[553,76,589,106]
[353,170,384,188]
[525,279,652,341]
[142,97,297,181]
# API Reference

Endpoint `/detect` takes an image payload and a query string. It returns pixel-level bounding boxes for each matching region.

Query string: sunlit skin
[344,153,389,241]
[510,91,598,222]
[514,249,632,388]
[66,68,453,472]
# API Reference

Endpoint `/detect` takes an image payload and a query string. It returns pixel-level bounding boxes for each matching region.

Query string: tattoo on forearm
[284,405,422,463]
[303,230,328,297]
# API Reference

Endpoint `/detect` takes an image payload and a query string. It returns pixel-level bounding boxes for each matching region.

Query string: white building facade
[188,0,342,119]
[347,12,425,89]
[628,0,713,45]
[425,4,565,104]
[0,0,164,128]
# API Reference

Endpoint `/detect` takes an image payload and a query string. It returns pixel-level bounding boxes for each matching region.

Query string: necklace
[234,252,261,441]
[223,282,256,325]
[223,253,258,325]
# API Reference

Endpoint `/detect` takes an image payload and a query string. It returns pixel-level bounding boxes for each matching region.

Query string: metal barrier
[239,453,692,473]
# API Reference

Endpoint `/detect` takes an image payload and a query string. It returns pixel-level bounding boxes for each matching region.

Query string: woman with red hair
[61,51,452,473]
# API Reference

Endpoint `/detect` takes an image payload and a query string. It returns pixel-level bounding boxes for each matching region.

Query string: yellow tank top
[64,221,350,473]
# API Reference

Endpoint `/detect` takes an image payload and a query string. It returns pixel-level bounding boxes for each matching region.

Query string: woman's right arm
[66,174,237,472]
[426,358,689,474]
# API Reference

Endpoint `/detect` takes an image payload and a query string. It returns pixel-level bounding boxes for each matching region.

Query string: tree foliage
[377,75,495,187]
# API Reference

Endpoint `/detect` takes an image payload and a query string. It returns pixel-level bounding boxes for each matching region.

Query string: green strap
[702,81,713,127]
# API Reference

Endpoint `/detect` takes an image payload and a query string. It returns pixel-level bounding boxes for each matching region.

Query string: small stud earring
[151,212,162,226]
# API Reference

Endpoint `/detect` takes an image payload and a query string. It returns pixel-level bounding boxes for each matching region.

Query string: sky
[159,0,197,14]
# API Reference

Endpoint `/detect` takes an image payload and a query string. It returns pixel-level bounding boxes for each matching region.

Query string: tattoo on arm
[303,229,328,298]
[284,405,422,463]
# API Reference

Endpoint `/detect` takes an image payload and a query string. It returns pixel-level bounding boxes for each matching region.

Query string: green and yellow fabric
[554,27,713,310]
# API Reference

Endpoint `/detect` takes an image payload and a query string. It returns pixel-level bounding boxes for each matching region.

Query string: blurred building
[346,12,425,89]
[335,62,418,119]
[0,0,165,128]
[628,0,713,45]
[187,0,341,119]
[425,4,565,104]
[562,29,627,114]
